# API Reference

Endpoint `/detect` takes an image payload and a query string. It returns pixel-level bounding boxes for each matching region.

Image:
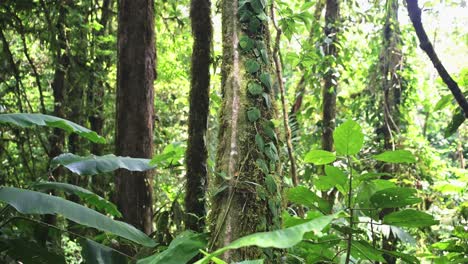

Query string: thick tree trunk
[209,0,281,262]
[185,0,213,232]
[115,0,156,235]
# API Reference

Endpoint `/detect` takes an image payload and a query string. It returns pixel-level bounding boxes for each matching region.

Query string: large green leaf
[0,113,105,144]
[195,213,340,264]
[51,153,155,176]
[333,120,364,156]
[287,186,331,213]
[0,187,156,247]
[33,182,121,217]
[374,150,416,163]
[383,209,439,227]
[80,239,128,264]
[304,150,336,165]
[351,240,386,262]
[370,187,421,208]
[444,109,465,138]
[137,231,206,264]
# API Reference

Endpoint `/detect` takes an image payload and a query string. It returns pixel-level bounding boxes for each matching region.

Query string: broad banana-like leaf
[0,113,105,143]
[0,187,156,247]
[80,238,128,264]
[33,181,121,217]
[195,213,342,264]
[137,231,206,264]
[51,153,155,176]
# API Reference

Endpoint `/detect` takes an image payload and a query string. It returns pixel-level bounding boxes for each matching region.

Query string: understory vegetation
[0,0,466,263]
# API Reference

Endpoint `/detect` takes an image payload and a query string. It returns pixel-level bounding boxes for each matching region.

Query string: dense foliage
[0,0,466,263]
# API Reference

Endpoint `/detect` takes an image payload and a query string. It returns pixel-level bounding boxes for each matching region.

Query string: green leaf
[248,18,262,34]
[261,93,271,109]
[137,231,206,264]
[304,150,336,165]
[260,49,269,64]
[250,0,265,14]
[247,107,261,122]
[80,239,128,264]
[380,249,420,264]
[370,187,422,208]
[261,121,277,141]
[255,159,269,174]
[33,182,122,217]
[264,142,279,161]
[256,11,268,21]
[351,240,386,262]
[0,187,156,247]
[287,186,331,213]
[245,59,260,74]
[236,260,264,264]
[239,36,255,51]
[52,153,155,176]
[444,110,465,138]
[333,120,364,155]
[150,142,186,167]
[434,94,452,111]
[265,175,277,194]
[255,133,265,151]
[238,6,253,23]
[195,213,340,264]
[324,165,347,189]
[374,150,416,163]
[383,209,439,227]
[0,113,105,144]
[248,82,263,96]
[259,73,272,91]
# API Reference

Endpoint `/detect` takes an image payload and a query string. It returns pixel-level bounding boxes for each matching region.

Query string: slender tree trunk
[115,0,156,235]
[88,0,113,197]
[377,1,403,263]
[321,0,340,203]
[185,0,213,232]
[38,1,70,245]
[209,0,281,262]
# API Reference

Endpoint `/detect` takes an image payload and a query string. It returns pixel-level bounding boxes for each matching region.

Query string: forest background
[0,0,467,263]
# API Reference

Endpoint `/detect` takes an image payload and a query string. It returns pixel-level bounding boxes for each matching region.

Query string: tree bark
[321,0,340,204]
[209,0,281,262]
[185,0,213,232]
[115,0,156,235]
[321,0,339,153]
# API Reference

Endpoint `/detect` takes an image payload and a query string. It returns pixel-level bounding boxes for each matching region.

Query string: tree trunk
[88,0,113,197]
[209,0,281,262]
[115,0,156,235]
[185,0,213,232]
[321,0,340,203]
[321,0,339,154]
[377,1,403,263]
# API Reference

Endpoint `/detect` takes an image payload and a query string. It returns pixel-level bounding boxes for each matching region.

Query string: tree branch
[405,0,468,118]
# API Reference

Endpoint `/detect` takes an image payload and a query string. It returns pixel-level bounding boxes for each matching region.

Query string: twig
[344,155,354,264]
[269,3,299,188]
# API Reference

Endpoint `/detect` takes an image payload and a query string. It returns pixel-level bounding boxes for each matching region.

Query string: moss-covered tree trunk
[209,0,281,262]
[185,0,213,232]
[115,0,156,235]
